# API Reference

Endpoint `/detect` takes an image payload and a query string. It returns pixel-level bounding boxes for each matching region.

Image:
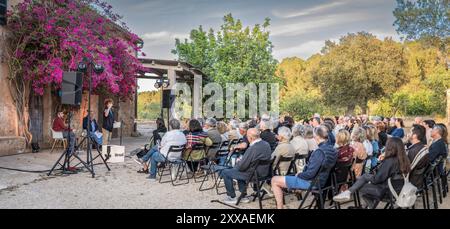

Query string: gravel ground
[0,136,449,209]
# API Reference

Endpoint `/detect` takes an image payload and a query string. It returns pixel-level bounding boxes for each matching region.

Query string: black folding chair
[236,159,274,209]
[184,144,208,183]
[286,154,308,176]
[199,142,225,191]
[331,161,358,209]
[273,156,295,176]
[157,145,189,186]
[297,165,337,209]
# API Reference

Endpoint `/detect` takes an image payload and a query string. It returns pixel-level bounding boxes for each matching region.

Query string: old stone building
[0,0,138,156]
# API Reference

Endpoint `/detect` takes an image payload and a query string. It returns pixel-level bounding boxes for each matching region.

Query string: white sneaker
[239,196,251,204]
[333,190,352,203]
[223,196,238,205]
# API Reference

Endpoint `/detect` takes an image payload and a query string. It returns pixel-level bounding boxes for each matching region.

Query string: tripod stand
[48,58,111,178]
[47,111,97,176]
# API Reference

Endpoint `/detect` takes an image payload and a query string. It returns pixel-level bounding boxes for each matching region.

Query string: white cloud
[274,40,328,60]
[270,12,371,37]
[141,31,188,46]
[272,1,348,19]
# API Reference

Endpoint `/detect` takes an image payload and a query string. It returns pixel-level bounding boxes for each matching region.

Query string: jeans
[149,151,166,177]
[220,168,248,198]
[142,145,158,162]
[63,131,76,155]
[143,145,166,177]
[88,132,103,146]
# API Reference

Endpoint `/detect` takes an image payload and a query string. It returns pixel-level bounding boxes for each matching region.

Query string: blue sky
[105,0,401,91]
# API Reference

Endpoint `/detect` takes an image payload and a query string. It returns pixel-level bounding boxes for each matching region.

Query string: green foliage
[172,14,279,85]
[393,0,449,53]
[281,94,323,121]
[310,32,407,114]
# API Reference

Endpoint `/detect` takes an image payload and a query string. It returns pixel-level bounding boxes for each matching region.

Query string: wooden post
[193,74,202,119]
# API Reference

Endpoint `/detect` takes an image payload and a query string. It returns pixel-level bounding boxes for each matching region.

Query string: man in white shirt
[136,119,187,181]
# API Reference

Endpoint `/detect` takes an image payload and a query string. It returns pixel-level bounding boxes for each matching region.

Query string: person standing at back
[102,98,114,146]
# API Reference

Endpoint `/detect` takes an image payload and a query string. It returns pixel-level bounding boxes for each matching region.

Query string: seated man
[204,118,222,159]
[271,125,337,209]
[135,119,187,181]
[82,111,103,146]
[406,125,429,188]
[52,111,76,156]
[220,128,272,204]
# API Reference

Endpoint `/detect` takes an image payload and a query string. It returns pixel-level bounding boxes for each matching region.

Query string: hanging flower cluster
[7,0,145,99]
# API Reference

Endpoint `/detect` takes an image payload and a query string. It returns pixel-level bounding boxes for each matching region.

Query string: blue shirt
[391,128,404,138]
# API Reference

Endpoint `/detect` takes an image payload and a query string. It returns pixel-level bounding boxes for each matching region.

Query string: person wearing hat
[204,118,222,159]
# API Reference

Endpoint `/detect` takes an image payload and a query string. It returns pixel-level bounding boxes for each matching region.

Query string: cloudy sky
[105,0,401,91]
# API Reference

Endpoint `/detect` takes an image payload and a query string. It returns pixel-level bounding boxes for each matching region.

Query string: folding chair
[158,145,190,186]
[331,161,358,209]
[199,141,229,191]
[297,165,337,209]
[286,154,308,175]
[184,144,208,183]
[236,159,274,209]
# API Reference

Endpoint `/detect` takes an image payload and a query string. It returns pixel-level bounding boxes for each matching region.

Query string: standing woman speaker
[102,98,114,146]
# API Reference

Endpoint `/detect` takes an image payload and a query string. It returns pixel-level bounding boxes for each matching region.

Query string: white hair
[278,127,292,140]
[229,120,240,130]
[259,120,272,130]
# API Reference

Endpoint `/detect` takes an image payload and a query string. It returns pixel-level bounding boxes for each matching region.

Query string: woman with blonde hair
[217,121,229,141]
[351,127,368,177]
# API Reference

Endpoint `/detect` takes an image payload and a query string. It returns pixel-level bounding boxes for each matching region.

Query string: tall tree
[311,32,407,114]
[393,0,449,67]
[172,14,278,85]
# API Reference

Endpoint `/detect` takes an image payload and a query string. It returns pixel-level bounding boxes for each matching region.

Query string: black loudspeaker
[162,89,175,108]
[61,72,83,106]
[0,0,6,26]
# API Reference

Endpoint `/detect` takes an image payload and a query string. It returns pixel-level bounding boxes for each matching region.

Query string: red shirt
[52,117,70,132]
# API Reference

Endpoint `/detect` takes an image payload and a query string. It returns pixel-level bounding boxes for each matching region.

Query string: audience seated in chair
[333,137,410,209]
[406,125,429,188]
[183,119,213,173]
[220,128,272,205]
[135,119,186,180]
[271,125,337,209]
[52,111,76,156]
[82,111,103,146]
[204,118,222,160]
[271,127,295,176]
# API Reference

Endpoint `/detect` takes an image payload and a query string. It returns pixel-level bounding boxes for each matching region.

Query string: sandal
[137,169,148,174]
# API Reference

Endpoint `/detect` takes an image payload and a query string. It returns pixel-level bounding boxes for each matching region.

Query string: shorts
[285,176,311,190]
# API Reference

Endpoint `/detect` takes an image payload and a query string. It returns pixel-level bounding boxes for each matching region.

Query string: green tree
[311,32,408,115]
[172,14,278,85]
[393,0,449,66]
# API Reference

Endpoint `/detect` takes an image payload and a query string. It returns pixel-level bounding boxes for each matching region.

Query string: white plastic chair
[50,128,67,153]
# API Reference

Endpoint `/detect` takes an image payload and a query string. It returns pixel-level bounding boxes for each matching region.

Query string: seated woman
[290,125,309,156]
[183,119,213,173]
[152,118,167,146]
[333,137,410,209]
[217,121,229,142]
[335,129,355,184]
[271,125,338,209]
[350,127,368,177]
[271,127,295,175]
